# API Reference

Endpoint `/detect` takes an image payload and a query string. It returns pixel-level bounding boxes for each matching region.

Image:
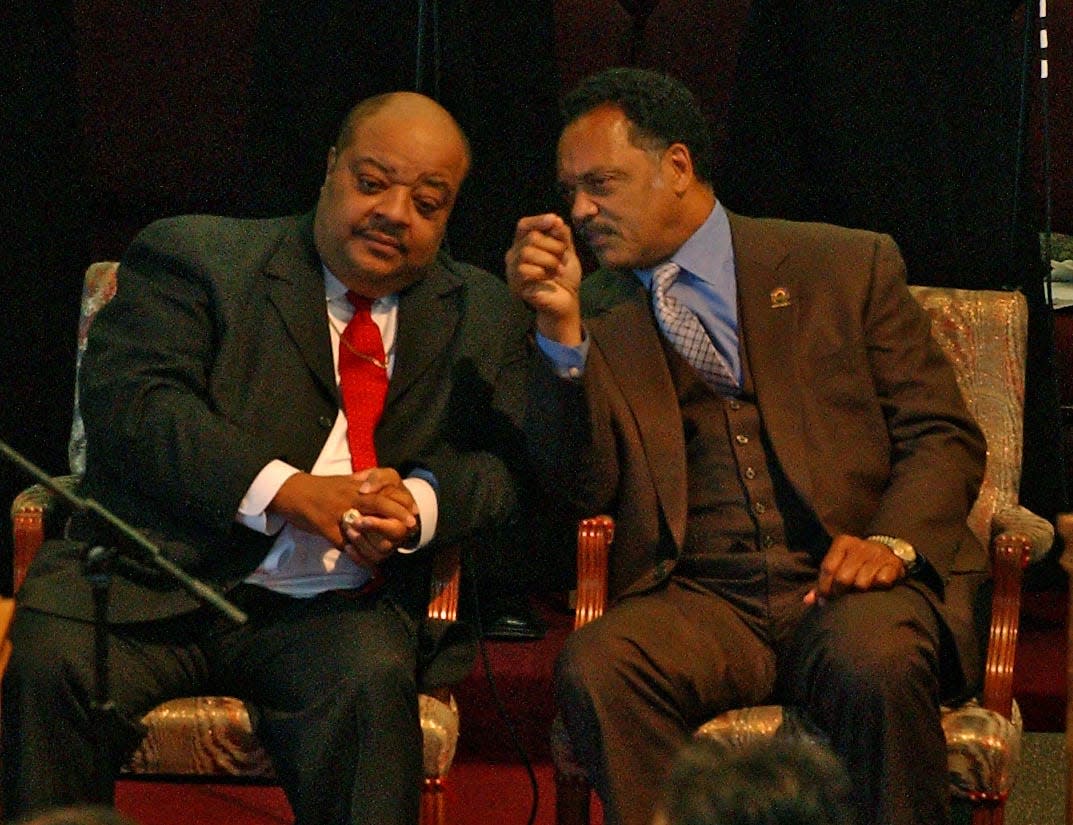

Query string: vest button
[762,534,775,548]
[735,434,749,444]
[754,501,767,514]
[744,467,756,479]
[317,415,334,429]
[654,561,669,580]
[729,400,741,410]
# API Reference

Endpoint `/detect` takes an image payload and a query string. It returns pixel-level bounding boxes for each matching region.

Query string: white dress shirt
[239,268,437,597]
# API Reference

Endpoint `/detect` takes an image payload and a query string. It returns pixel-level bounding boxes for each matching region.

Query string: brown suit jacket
[528,211,989,689]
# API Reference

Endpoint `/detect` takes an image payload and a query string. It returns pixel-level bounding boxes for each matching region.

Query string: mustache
[578,220,618,243]
[355,219,406,248]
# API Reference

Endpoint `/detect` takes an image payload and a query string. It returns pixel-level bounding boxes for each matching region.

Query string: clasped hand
[804,534,908,606]
[505,213,584,346]
[270,467,418,568]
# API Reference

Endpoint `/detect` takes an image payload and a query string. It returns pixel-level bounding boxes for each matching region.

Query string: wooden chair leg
[421,776,447,825]
[555,770,592,825]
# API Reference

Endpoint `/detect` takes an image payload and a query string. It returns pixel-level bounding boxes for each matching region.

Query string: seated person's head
[313,91,471,299]
[653,736,857,825]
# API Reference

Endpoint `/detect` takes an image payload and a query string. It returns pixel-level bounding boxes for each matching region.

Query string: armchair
[4,261,464,825]
[553,286,1055,825]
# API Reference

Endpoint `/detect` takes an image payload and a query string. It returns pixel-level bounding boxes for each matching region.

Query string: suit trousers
[554,575,947,825]
[2,584,422,825]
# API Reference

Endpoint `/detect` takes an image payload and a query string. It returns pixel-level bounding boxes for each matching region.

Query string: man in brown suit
[506,68,987,825]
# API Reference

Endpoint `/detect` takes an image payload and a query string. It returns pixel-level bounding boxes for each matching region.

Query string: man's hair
[560,67,714,184]
[659,737,858,825]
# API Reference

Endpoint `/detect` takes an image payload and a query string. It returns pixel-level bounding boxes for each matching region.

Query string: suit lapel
[388,254,463,407]
[729,213,816,506]
[263,214,338,399]
[588,276,689,549]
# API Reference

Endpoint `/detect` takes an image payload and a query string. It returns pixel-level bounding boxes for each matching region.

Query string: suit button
[317,415,334,429]
[729,400,741,410]
[654,561,669,580]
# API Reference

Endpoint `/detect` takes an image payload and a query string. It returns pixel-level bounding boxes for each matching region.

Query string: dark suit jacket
[20,212,530,626]
[528,212,989,688]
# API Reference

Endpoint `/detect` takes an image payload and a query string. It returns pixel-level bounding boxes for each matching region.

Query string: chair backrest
[908,285,1027,550]
[68,261,119,476]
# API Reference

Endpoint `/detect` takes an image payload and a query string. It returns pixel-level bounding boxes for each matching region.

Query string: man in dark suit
[506,68,987,825]
[3,92,529,825]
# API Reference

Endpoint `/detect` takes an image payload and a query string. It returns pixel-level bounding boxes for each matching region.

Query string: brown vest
[660,336,827,636]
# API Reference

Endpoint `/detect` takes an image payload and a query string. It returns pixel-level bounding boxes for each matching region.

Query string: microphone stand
[0,439,246,623]
[0,438,247,803]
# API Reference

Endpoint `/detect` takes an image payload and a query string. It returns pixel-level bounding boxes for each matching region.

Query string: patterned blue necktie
[650,261,738,394]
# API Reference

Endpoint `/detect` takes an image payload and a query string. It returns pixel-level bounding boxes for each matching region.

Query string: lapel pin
[770,286,791,308]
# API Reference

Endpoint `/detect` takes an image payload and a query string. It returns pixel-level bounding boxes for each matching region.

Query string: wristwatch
[867,534,921,574]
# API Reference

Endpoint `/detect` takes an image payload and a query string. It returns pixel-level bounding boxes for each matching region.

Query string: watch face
[871,535,916,565]
[891,542,916,564]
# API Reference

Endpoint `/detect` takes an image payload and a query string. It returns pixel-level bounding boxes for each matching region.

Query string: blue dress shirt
[538,203,741,382]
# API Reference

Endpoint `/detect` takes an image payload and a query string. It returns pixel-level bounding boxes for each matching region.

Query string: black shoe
[479,596,547,642]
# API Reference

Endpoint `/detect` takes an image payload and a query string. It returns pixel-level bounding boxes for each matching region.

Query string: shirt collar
[323,265,348,304]
[322,265,396,313]
[635,201,732,287]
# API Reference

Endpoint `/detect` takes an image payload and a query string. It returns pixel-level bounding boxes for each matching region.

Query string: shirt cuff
[401,474,438,552]
[236,459,299,535]
[536,330,589,379]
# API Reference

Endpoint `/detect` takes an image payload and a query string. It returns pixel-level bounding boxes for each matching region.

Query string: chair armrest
[991,504,1054,563]
[979,503,1052,718]
[980,530,1030,718]
[427,542,461,623]
[575,516,613,630]
[424,543,463,704]
[0,597,14,682]
[11,476,80,592]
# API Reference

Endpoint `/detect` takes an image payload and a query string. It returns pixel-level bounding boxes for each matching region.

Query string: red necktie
[338,292,388,470]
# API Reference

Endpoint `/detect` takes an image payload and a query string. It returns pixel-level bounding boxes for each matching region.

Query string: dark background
[3,0,1070,593]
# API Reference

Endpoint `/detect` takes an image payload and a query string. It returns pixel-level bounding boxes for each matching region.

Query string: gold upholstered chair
[4,261,464,825]
[552,286,1055,825]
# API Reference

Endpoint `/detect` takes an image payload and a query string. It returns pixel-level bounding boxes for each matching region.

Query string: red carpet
[1013,585,1068,732]
[115,762,604,825]
[116,781,292,825]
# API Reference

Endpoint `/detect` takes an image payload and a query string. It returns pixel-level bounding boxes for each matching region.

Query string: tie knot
[346,291,374,314]
[651,261,681,294]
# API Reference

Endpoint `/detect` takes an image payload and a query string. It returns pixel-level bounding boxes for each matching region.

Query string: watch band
[867,534,921,575]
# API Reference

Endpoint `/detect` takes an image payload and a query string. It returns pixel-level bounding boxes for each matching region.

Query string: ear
[324,146,338,183]
[663,143,695,194]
